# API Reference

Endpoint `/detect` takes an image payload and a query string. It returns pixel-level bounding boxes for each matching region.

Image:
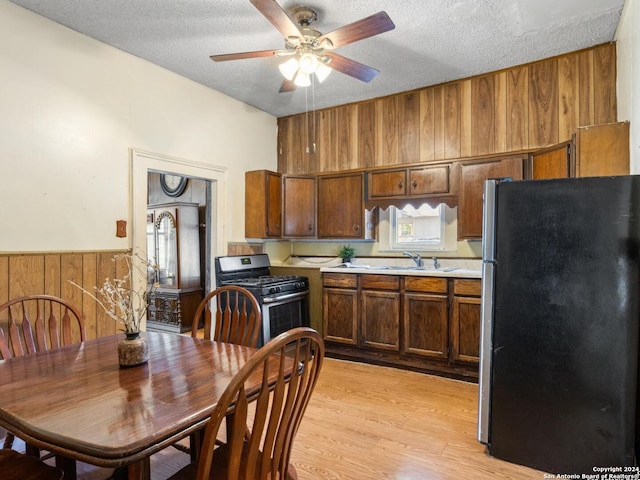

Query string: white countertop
[320,264,482,279]
[272,257,482,279]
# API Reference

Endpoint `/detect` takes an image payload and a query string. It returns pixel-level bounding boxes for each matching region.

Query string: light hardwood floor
[12,358,545,479]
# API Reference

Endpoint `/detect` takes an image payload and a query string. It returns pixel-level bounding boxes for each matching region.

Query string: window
[379,203,457,252]
[391,204,445,250]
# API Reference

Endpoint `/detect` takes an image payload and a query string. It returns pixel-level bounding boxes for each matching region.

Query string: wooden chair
[191,285,262,347]
[0,295,85,456]
[0,449,64,480]
[168,326,324,480]
[174,286,263,459]
[0,294,86,360]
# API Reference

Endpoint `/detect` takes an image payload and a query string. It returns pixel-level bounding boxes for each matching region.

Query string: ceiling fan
[210,0,395,92]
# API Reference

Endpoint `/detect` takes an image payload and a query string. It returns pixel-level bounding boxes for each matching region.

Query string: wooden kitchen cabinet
[367,164,451,199]
[245,170,282,238]
[574,122,630,177]
[528,142,572,180]
[403,276,449,359]
[458,155,525,239]
[450,279,481,364]
[317,172,365,238]
[322,272,479,381]
[282,175,316,238]
[361,274,400,351]
[322,273,358,345]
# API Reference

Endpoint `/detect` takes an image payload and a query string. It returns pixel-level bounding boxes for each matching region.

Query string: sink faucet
[403,252,424,268]
[432,256,440,269]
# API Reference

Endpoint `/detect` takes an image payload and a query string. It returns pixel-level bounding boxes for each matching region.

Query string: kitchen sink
[368,265,459,272]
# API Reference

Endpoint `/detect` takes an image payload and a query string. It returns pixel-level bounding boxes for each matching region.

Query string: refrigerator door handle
[478,261,495,444]
[478,178,500,445]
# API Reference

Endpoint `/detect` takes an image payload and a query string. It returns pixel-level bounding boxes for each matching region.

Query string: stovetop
[215,254,309,297]
[221,275,305,288]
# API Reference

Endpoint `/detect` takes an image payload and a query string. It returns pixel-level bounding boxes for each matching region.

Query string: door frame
[130,149,227,330]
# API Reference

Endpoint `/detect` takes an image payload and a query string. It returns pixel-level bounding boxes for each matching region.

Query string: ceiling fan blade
[324,53,379,83]
[279,79,296,93]
[317,11,395,48]
[250,0,302,40]
[210,49,279,62]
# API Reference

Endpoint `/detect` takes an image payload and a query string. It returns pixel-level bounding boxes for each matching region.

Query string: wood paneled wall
[0,251,129,340]
[278,43,617,175]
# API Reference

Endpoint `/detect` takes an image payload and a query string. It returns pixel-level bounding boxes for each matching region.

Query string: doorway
[131,149,227,330]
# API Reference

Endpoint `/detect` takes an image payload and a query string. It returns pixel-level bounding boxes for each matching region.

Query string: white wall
[616,0,639,173]
[0,2,277,253]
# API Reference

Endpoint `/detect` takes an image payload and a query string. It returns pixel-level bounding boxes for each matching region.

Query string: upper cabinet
[365,163,460,210]
[368,164,451,198]
[574,122,630,177]
[528,142,572,180]
[458,156,525,239]
[283,175,316,238]
[317,173,365,239]
[245,170,282,238]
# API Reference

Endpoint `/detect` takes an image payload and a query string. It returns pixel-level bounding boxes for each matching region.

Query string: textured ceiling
[9,0,624,118]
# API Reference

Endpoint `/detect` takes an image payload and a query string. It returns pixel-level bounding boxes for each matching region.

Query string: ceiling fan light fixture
[294,70,311,87]
[315,61,332,83]
[298,52,319,74]
[278,57,299,81]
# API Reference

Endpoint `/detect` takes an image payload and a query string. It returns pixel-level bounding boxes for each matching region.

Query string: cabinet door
[575,122,630,177]
[408,165,450,195]
[317,173,364,238]
[322,288,358,345]
[283,176,316,237]
[361,290,400,351]
[368,169,407,198]
[403,292,448,359]
[450,296,481,364]
[245,170,281,238]
[529,142,571,179]
[458,156,524,239]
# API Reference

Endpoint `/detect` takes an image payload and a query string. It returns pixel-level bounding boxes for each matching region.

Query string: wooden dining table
[0,331,269,480]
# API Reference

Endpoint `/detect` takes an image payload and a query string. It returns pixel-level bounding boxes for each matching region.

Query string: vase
[118,332,149,368]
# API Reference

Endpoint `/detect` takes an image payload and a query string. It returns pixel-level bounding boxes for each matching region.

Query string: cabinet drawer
[404,276,447,293]
[453,279,481,296]
[361,274,400,291]
[323,273,357,289]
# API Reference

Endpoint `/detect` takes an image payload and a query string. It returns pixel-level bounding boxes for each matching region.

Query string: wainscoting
[0,251,129,340]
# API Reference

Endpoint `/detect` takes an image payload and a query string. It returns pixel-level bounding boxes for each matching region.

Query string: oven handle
[261,290,310,304]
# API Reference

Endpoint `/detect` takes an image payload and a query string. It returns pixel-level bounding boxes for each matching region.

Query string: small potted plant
[338,244,356,264]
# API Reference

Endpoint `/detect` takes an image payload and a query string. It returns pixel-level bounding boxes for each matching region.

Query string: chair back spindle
[0,295,85,359]
[192,286,262,347]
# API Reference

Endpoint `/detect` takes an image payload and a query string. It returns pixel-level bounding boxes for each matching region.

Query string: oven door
[261,290,310,346]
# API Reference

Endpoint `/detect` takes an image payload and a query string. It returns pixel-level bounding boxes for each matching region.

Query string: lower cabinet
[450,279,482,364]
[322,273,481,381]
[361,275,400,351]
[403,277,448,360]
[322,273,358,345]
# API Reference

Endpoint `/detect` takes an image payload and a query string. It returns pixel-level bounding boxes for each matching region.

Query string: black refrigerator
[477,176,640,474]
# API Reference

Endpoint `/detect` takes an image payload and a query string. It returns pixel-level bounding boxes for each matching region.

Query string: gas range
[214,254,311,346]
[215,254,309,301]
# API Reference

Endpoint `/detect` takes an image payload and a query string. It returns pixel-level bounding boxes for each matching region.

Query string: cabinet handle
[353,224,360,232]
[398,182,403,190]
[412,181,417,188]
